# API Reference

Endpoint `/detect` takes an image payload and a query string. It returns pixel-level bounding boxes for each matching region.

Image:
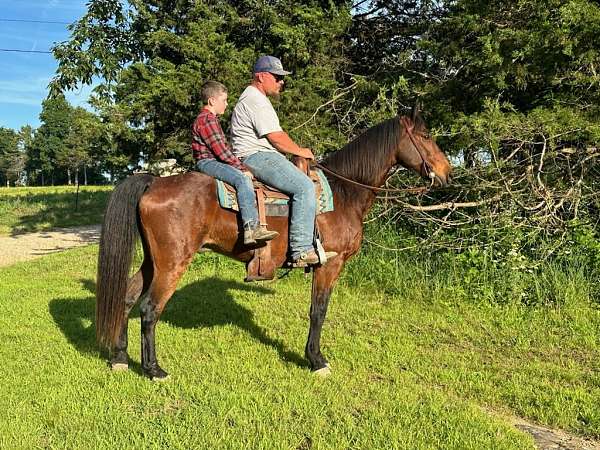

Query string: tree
[57,107,102,185]
[346,0,600,258]
[28,95,73,185]
[50,0,351,168]
[0,127,24,186]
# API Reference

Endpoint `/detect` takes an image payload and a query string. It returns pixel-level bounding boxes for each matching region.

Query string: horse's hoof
[146,366,170,381]
[111,363,128,371]
[151,374,170,382]
[313,364,332,377]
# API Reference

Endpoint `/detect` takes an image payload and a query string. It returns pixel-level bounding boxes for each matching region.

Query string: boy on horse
[230,56,336,266]
[192,80,278,245]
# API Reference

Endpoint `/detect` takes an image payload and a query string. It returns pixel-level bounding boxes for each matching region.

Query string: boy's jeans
[243,151,315,257]
[195,159,259,228]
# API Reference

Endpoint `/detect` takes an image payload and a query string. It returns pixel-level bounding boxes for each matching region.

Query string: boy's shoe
[291,249,338,267]
[243,226,279,245]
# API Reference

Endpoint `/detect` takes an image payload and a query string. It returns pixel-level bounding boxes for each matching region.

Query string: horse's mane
[322,117,402,191]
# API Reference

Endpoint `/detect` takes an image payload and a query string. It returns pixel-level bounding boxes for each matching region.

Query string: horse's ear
[411,102,419,122]
[411,101,425,129]
[411,100,424,119]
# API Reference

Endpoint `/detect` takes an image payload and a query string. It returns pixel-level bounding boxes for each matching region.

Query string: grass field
[1,243,599,449]
[0,185,111,235]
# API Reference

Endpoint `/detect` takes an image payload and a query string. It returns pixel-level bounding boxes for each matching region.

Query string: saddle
[214,157,334,282]
[215,162,334,219]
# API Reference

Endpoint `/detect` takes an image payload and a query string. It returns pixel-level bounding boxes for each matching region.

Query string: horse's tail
[96,173,155,349]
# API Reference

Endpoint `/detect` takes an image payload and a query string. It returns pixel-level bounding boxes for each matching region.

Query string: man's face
[210,91,228,115]
[260,72,285,97]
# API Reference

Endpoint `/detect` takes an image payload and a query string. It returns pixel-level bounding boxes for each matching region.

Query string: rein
[314,117,433,194]
[314,163,429,194]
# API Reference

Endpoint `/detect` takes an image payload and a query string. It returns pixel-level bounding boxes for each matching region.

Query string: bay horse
[96,106,452,380]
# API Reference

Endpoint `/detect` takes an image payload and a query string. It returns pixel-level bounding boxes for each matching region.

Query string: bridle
[399,116,435,181]
[314,116,435,194]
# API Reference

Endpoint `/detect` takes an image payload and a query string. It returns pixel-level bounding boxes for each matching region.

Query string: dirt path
[484,408,600,450]
[0,225,101,268]
[514,419,600,450]
[509,416,600,450]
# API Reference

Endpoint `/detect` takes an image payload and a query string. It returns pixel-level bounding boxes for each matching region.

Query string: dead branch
[397,194,503,212]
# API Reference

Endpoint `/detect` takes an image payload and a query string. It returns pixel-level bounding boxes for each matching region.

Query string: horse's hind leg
[111,260,153,370]
[139,263,192,381]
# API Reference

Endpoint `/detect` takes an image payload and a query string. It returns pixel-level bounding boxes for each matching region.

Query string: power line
[0,18,71,25]
[0,48,53,54]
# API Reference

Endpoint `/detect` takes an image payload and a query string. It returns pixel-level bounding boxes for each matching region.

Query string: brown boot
[243,226,279,245]
[292,249,338,267]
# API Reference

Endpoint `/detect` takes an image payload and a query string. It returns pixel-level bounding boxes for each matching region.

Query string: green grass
[0,185,111,235]
[2,245,600,448]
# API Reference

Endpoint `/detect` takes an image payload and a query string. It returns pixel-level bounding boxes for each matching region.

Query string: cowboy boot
[244,224,279,245]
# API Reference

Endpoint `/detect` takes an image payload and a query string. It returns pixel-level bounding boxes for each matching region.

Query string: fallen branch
[398,194,503,211]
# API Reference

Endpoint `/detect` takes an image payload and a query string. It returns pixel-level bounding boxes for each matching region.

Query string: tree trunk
[67,167,72,185]
[84,165,88,185]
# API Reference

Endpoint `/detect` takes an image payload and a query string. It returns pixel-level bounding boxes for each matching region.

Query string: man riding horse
[230,55,336,266]
[96,56,452,380]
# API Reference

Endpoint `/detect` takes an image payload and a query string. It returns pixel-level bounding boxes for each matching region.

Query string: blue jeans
[195,159,258,228]
[243,151,315,256]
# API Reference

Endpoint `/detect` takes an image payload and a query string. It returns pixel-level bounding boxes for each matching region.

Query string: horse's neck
[333,166,393,219]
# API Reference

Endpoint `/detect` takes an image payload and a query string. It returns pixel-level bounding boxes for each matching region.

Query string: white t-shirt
[230,85,282,159]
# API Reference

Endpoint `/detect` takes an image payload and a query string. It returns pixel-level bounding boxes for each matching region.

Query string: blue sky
[0,0,90,130]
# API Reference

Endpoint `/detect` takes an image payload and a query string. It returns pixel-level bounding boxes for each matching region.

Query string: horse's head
[396,104,452,187]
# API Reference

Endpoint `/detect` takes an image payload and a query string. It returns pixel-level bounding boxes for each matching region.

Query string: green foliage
[350,223,600,309]
[51,0,351,165]
[0,127,24,186]
[27,96,107,186]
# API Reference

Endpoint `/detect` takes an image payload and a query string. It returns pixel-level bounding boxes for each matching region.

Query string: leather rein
[314,117,433,194]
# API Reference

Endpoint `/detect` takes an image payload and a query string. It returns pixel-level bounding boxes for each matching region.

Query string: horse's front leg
[306,258,344,375]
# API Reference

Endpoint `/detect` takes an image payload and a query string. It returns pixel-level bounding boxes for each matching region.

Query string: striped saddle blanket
[215,168,334,217]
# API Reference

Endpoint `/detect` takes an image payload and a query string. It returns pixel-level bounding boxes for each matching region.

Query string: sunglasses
[271,73,285,82]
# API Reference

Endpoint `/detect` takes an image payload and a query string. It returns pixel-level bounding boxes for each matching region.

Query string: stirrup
[287,249,338,268]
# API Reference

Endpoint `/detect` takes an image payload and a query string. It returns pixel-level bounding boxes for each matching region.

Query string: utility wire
[0,48,53,54]
[0,18,72,54]
[0,18,71,25]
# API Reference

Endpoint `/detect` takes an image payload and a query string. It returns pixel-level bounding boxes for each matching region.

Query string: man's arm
[266,131,314,159]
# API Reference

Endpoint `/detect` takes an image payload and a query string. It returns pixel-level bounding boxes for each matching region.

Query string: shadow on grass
[49,276,308,374]
[4,190,110,236]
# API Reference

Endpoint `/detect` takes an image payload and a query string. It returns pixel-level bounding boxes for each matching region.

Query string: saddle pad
[216,168,334,216]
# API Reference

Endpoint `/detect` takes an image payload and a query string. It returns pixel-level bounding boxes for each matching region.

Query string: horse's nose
[435,173,450,187]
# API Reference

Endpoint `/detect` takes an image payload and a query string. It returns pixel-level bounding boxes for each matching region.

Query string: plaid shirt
[191,108,246,171]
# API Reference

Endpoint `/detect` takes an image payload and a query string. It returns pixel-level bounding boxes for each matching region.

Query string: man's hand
[299,148,315,160]
[267,131,314,159]
[243,170,254,179]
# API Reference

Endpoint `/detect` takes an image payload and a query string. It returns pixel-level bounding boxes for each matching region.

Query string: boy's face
[209,91,228,115]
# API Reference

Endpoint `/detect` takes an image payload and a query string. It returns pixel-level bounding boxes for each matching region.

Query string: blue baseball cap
[253,55,292,76]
